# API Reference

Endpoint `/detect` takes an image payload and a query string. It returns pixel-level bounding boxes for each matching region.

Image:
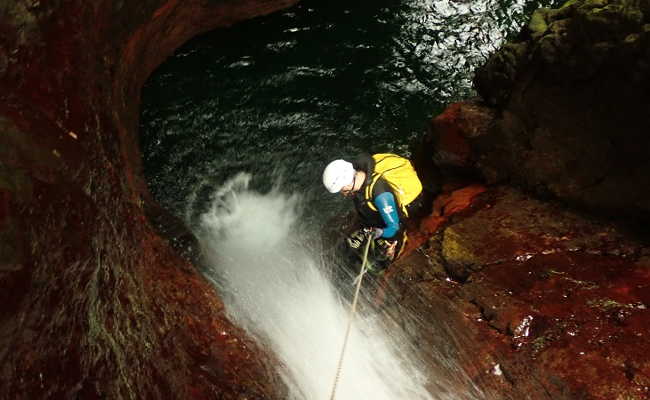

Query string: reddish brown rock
[420,101,495,170]
[382,185,650,399]
[0,0,298,398]
[397,5,650,394]
[401,183,488,256]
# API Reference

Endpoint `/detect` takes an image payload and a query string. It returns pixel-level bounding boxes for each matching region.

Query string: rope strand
[329,235,372,400]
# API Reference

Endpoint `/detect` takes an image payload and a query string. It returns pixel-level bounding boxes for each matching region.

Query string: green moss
[547,269,567,275]
[620,7,644,24]
[560,0,580,8]
[587,298,643,311]
[582,0,609,9]
[3,2,41,47]
[588,298,623,309]
[442,229,478,265]
[585,8,613,25]
[531,335,554,357]
[529,9,550,34]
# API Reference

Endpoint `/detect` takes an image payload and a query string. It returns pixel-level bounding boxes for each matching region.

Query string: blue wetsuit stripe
[374,192,400,238]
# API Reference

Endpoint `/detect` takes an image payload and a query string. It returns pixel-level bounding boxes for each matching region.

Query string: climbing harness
[329,234,372,400]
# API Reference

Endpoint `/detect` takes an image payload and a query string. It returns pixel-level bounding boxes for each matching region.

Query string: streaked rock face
[0,0,297,398]
[385,185,650,400]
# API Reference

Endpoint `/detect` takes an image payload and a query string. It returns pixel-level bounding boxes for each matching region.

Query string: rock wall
[425,0,650,220]
[0,0,297,398]
[385,185,650,399]
[401,0,650,398]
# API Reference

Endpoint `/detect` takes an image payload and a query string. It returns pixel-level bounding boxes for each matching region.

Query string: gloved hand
[363,227,383,239]
[346,229,366,249]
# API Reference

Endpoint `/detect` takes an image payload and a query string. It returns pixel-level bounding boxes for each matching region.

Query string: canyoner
[322,153,424,276]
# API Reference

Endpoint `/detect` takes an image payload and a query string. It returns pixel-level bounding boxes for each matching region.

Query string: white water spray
[196,173,479,400]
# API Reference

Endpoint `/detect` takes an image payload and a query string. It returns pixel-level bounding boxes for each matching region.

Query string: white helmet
[322,159,354,193]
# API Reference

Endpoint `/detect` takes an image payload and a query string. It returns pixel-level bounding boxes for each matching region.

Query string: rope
[329,234,372,400]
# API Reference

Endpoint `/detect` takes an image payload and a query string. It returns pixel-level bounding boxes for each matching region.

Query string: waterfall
[195,173,481,400]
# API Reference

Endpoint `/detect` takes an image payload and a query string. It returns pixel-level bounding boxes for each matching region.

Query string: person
[322,153,423,274]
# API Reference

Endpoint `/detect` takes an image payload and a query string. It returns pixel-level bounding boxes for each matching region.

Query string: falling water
[195,173,483,400]
[139,1,564,397]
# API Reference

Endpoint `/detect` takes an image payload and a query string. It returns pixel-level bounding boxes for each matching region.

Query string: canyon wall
[425,0,650,220]
[0,0,297,398]
[401,0,650,398]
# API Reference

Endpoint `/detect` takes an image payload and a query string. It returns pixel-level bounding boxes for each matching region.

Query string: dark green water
[140,0,557,223]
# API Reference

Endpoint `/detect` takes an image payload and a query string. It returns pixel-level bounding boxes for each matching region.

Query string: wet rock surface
[379,184,650,399]
[450,0,650,219]
[402,6,650,394]
[0,0,298,398]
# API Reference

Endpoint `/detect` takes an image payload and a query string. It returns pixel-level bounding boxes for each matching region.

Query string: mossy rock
[560,0,581,9]
[580,0,610,9]
[529,8,550,36]
[438,187,640,281]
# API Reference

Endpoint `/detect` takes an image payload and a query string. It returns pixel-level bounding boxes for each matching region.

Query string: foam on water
[195,173,479,400]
